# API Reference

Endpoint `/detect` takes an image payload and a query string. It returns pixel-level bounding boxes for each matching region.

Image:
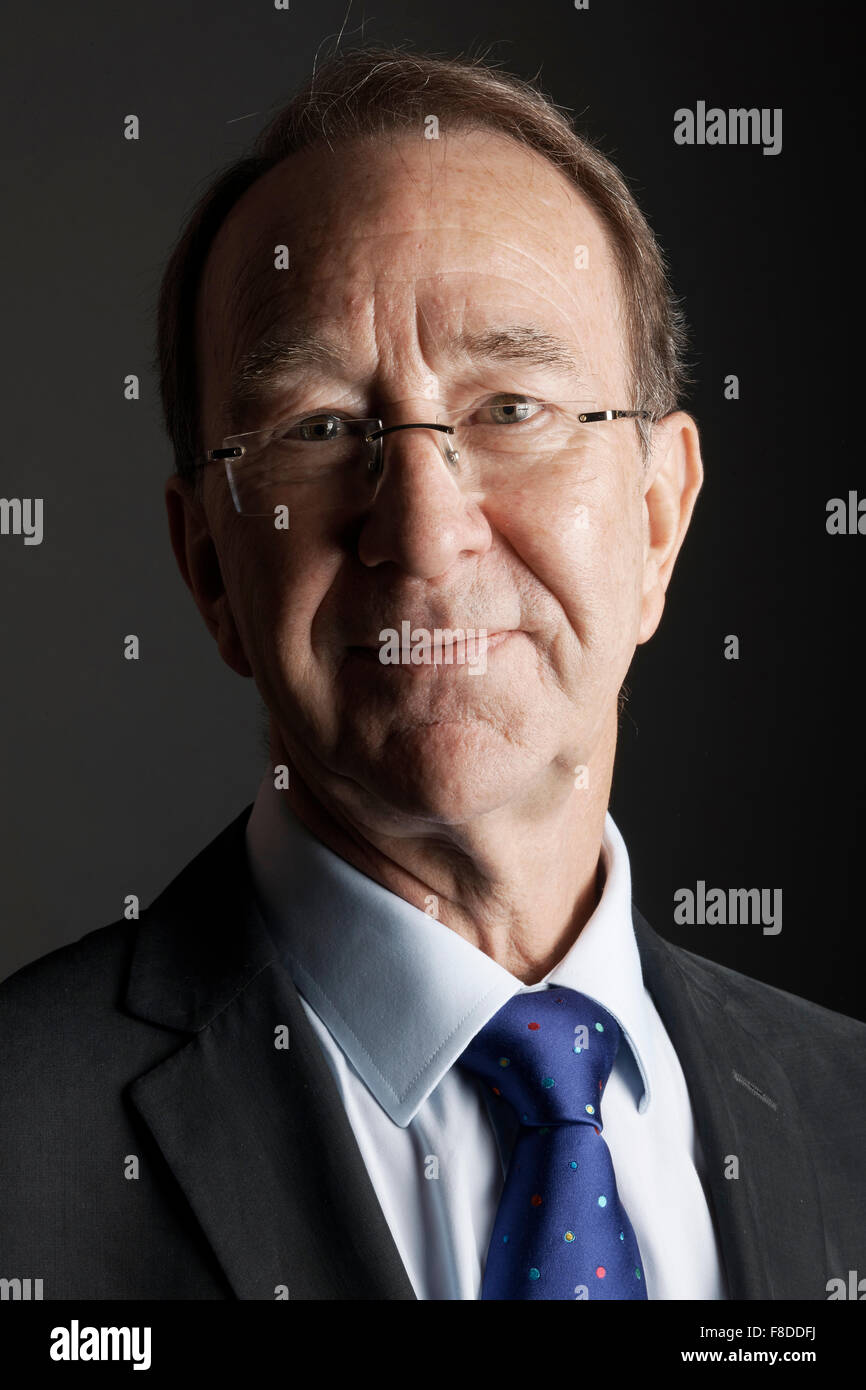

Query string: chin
[348,721,540,825]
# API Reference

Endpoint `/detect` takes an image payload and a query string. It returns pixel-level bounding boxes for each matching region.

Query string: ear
[164,474,254,678]
[637,412,704,645]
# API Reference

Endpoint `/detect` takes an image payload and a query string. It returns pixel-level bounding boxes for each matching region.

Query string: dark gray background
[2,0,862,1016]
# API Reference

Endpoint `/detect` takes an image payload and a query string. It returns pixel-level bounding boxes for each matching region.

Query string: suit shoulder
[663,933,866,1049]
[0,915,135,1007]
[0,916,140,1070]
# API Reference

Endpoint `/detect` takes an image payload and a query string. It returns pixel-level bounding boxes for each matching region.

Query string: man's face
[188,129,686,830]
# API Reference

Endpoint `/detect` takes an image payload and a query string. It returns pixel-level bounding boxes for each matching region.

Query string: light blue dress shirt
[245,771,727,1300]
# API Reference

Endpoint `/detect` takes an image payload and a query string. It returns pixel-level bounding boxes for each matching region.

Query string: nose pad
[366,437,381,475]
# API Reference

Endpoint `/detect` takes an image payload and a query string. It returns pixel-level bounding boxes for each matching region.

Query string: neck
[271,724,615,985]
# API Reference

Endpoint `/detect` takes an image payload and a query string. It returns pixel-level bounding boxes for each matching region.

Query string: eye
[476,397,545,426]
[274,413,351,444]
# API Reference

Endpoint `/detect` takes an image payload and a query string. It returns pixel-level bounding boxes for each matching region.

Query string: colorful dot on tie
[598,1195,607,1208]
[619,1231,624,1241]
[492,1086,501,1096]
[539,1127,550,1135]
[528,1022,540,1031]
[598,1079,603,1090]
[585,1104,595,1115]
[499,1057,510,1067]
[555,997,565,1004]
[635,1268,642,1280]
[542,1077,555,1088]
[569,1161,578,1169]
[531,1193,543,1207]
[529,1268,540,1281]
[573,1045,582,1053]
[595,1022,604,1032]
[596,1266,606,1278]
[564,1231,575,1242]
[503,1235,509,1243]
[593,1126,601,1135]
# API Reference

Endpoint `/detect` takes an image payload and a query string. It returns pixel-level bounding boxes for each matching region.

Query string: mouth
[348,630,517,664]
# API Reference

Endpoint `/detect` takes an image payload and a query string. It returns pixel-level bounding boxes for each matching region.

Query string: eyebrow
[226,331,348,414]
[451,325,586,379]
[224,322,589,421]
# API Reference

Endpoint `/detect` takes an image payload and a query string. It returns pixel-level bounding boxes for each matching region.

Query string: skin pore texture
[166,127,703,983]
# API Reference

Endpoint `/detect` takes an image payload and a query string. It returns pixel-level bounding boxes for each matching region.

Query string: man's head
[159,48,702,836]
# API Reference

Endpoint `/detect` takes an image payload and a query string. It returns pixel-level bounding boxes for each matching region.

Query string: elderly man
[1,47,863,1303]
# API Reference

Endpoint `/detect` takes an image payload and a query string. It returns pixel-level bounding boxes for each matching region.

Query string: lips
[347,630,516,660]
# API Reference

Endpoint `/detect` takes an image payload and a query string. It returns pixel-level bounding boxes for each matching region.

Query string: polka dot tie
[457,985,647,1300]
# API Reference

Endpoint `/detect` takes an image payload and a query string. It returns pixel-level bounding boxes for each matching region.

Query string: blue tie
[458,985,647,1300]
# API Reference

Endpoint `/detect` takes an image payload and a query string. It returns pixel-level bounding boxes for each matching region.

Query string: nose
[356,405,492,577]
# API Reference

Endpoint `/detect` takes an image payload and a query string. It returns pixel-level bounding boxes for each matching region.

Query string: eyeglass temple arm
[186,446,244,470]
[577,410,653,423]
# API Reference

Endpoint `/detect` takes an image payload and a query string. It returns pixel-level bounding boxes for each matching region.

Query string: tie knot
[458,986,621,1126]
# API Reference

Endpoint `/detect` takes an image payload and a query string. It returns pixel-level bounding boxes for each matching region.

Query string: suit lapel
[632,908,828,1299]
[124,809,416,1300]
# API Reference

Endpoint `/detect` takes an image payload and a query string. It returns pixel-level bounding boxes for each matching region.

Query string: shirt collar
[245,771,654,1126]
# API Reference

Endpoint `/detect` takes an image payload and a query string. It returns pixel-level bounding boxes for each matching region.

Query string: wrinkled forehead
[195,129,625,414]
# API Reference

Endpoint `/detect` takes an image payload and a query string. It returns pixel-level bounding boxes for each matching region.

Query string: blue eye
[277,414,349,443]
[481,399,544,425]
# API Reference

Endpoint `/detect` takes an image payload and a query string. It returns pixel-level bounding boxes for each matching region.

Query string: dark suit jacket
[1,806,864,1300]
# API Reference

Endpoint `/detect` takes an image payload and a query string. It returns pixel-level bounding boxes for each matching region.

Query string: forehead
[195,128,623,408]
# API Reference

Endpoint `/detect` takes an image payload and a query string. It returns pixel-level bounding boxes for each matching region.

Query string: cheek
[489,460,645,662]
[586,485,645,630]
[222,523,341,682]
